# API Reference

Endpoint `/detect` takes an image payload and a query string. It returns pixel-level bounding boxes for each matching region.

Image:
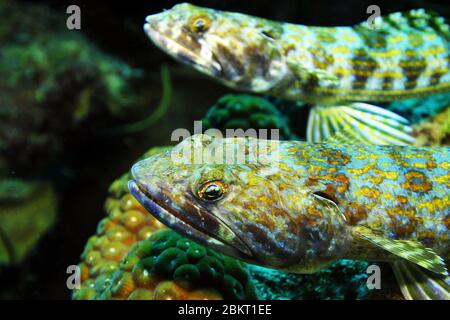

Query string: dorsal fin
[321,128,370,145]
[307,103,414,145]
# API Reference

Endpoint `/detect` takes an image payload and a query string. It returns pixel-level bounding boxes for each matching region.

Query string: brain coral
[73,147,256,300]
[202,94,296,140]
[94,229,256,300]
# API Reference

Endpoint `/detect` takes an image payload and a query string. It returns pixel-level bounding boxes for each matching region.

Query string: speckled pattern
[130,135,449,274]
[144,3,449,104]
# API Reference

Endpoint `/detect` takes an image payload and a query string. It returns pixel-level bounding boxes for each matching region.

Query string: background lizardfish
[129,134,450,300]
[143,3,450,145]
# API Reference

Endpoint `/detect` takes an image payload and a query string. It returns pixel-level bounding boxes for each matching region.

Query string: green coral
[135,230,256,299]
[385,92,450,124]
[202,94,296,140]
[97,229,257,300]
[249,260,370,300]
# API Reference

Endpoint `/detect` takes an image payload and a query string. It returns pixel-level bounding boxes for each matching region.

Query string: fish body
[129,134,450,298]
[144,3,450,144]
[266,13,450,104]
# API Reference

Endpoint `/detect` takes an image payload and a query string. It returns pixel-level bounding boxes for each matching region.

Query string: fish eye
[197,181,225,201]
[191,17,210,33]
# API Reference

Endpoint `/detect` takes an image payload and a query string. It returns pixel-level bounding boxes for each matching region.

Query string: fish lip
[128,179,255,262]
[143,22,222,76]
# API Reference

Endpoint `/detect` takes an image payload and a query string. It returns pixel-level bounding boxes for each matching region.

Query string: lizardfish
[129,134,450,300]
[143,3,450,145]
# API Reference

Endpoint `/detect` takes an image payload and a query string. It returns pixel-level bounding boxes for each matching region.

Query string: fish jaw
[144,12,222,78]
[143,4,288,93]
[128,161,255,263]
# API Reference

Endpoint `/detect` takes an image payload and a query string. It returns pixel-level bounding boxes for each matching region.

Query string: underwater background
[0,0,449,299]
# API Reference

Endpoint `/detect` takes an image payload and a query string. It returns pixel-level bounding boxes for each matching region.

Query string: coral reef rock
[0,0,143,177]
[202,94,296,140]
[413,106,450,146]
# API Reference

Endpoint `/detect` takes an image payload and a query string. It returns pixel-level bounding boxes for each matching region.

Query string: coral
[86,229,256,300]
[249,260,371,300]
[201,92,450,143]
[385,92,450,125]
[73,147,256,300]
[202,94,296,140]
[413,106,450,146]
[0,0,151,272]
[72,172,166,300]
[0,180,57,265]
[0,0,144,177]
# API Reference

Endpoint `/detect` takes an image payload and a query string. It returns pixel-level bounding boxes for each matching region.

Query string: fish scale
[295,30,449,99]
[273,10,450,101]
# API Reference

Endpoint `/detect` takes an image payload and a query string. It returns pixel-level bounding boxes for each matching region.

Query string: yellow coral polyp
[127,288,154,300]
[122,210,146,231]
[111,272,136,299]
[101,242,128,261]
[132,265,158,288]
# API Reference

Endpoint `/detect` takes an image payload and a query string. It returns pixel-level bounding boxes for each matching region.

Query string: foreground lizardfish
[129,134,450,300]
[143,3,450,145]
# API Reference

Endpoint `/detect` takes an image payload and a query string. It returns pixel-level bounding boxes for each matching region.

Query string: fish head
[144,3,287,92]
[129,134,349,271]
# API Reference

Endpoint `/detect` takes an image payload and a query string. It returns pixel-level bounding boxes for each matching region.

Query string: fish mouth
[143,21,222,77]
[128,179,254,262]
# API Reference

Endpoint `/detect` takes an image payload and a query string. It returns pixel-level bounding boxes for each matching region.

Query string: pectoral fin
[353,226,448,276]
[307,103,415,145]
[321,129,368,145]
[392,261,450,300]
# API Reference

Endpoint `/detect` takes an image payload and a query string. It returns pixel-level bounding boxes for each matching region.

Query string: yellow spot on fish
[347,162,375,175]
[417,195,449,213]
[360,186,381,199]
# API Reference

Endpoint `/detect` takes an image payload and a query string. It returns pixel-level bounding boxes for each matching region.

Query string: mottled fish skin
[129,135,450,274]
[144,3,450,105]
